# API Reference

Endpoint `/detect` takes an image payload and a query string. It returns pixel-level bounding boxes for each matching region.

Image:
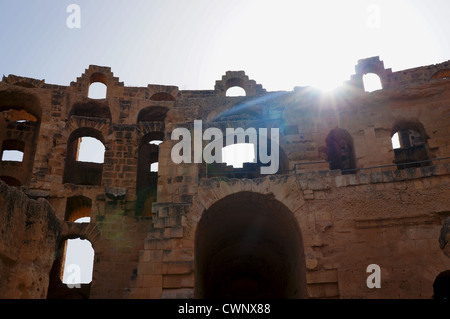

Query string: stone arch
[0,175,21,186]
[70,65,124,99]
[146,85,178,101]
[135,131,165,216]
[0,91,42,121]
[362,73,382,92]
[87,72,108,99]
[391,120,431,169]
[60,222,101,245]
[64,195,92,222]
[69,100,112,121]
[325,128,356,174]
[214,71,266,97]
[193,174,304,218]
[349,56,392,91]
[63,115,111,142]
[199,132,290,178]
[62,127,106,186]
[47,229,98,299]
[137,106,169,123]
[194,191,307,298]
[149,92,176,101]
[433,270,450,300]
[48,216,101,299]
[0,91,42,186]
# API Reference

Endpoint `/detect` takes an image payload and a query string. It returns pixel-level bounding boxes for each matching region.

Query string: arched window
[326,128,356,174]
[149,140,162,172]
[362,73,382,92]
[62,237,94,285]
[391,132,401,149]
[391,122,430,169]
[195,192,307,298]
[88,83,107,99]
[65,196,92,222]
[2,109,38,123]
[0,93,41,187]
[149,92,176,101]
[136,132,164,216]
[76,137,105,164]
[225,77,247,96]
[200,130,288,179]
[88,73,107,99]
[63,128,105,186]
[433,270,450,300]
[222,143,256,168]
[69,101,111,120]
[0,176,21,186]
[226,86,246,97]
[137,106,168,122]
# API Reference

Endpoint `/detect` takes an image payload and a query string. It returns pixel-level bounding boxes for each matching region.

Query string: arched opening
[433,270,450,300]
[69,101,111,120]
[1,108,38,122]
[326,128,356,174]
[137,106,169,122]
[149,92,176,101]
[201,129,289,179]
[136,132,164,216]
[0,92,41,186]
[362,73,382,92]
[1,139,24,162]
[391,132,401,149]
[0,176,21,186]
[225,77,247,97]
[76,137,105,164]
[47,235,94,299]
[62,237,94,285]
[0,91,42,121]
[88,73,107,99]
[63,128,105,186]
[391,121,430,169]
[195,192,307,299]
[222,143,256,168]
[226,86,246,97]
[88,82,107,99]
[65,196,92,222]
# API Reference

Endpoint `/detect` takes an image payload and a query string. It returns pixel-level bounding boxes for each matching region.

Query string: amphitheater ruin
[0,56,449,299]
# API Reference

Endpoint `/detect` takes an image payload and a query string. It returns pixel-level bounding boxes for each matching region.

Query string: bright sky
[1,0,450,92]
[2,0,450,284]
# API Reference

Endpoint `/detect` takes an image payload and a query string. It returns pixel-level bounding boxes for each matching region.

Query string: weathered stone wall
[126,166,450,298]
[0,180,61,298]
[1,56,450,299]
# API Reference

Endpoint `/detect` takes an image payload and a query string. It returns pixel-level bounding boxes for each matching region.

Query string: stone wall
[1,56,450,298]
[0,180,61,298]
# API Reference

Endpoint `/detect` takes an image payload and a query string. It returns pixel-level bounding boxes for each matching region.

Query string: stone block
[369,172,382,183]
[335,175,347,187]
[143,275,163,288]
[306,269,338,284]
[163,262,193,275]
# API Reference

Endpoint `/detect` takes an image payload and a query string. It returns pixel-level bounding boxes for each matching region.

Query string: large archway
[194,192,307,299]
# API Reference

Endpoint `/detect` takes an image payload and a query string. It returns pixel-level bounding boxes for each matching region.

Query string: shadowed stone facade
[1,56,450,299]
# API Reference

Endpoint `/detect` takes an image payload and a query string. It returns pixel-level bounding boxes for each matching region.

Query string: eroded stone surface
[0,180,61,298]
